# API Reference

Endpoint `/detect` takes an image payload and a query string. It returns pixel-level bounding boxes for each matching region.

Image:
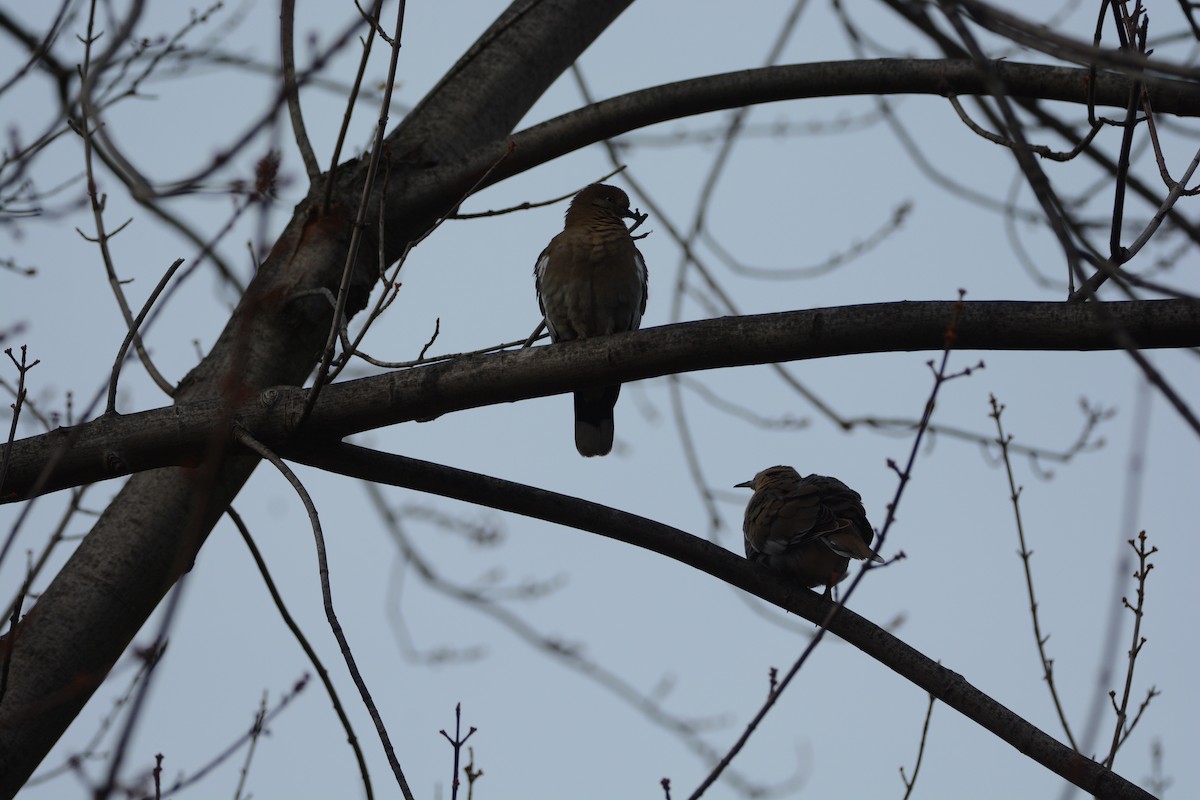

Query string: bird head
[570,183,639,221]
[734,465,801,491]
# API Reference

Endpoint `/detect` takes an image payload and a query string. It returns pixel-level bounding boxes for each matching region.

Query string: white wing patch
[533,248,561,340]
[631,249,648,330]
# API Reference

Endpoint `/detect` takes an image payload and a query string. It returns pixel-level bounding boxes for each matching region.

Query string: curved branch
[281,0,321,181]
[464,59,1200,193]
[2,299,1197,503]
[285,441,1155,800]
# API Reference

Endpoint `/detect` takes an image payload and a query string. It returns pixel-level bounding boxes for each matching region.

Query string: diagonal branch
[285,441,1156,800]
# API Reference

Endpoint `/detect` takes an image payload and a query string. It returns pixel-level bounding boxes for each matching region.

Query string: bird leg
[523,319,547,348]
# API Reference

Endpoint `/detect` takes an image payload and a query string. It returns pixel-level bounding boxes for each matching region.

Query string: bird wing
[748,476,874,551]
[533,243,562,341]
[631,247,648,329]
[801,475,880,559]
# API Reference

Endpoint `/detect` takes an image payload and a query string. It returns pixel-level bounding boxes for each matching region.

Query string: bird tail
[573,385,621,457]
[823,529,884,563]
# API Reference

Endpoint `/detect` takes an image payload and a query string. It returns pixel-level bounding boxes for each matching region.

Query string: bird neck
[564,206,628,232]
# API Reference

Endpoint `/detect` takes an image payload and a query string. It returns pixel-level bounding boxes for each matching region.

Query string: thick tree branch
[450,59,1200,194]
[284,441,1155,800]
[2,300,1196,503]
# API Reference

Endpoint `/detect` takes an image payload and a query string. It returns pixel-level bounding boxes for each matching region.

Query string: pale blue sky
[3,2,1197,798]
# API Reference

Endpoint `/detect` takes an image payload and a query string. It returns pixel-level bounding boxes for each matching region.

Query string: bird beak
[734,479,753,489]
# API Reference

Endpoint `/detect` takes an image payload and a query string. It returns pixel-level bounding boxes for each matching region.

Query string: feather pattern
[534,184,648,456]
[738,465,882,594]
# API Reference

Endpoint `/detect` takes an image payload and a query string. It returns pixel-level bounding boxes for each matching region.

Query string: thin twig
[1102,531,1157,769]
[327,140,518,381]
[2,486,88,625]
[1122,143,1200,260]
[449,167,626,219]
[351,333,537,371]
[281,0,320,181]
[24,617,150,786]
[363,483,778,797]
[938,2,1084,292]
[1067,380,1153,794]
[303,0,407,422]
[701,201,912,280]
[1105,3,1147,270]
[463,746,484,800]
[73,10,175,398]
[439,703,476,800]
[106,258,185,414]
[0,346,39,505]
[323,0,385,210]
[232,692,268,800]
[157,676,309,797]
[900,694,936,799]
[947,93,1101,162]
[228,507,374,800]
[0,551,32,705]
[990,394,1079,751]
[522,321,547,348]
[232,426,415,800]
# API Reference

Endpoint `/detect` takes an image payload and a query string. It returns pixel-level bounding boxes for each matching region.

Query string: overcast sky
[3,2,1197,798]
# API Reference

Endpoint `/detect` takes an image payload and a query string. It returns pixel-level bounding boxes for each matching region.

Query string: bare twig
[1144,738,1171,796]
[323,0,385,210]
[0,552,32,705]
[281,0,321,181]
[95,594,174,800]
[417,318,441,361]
[938,3,1084,292]
[2,486,88,624]
[463,746,484,800]
[701,200,912,280]
[303,0,408,420]
[363,483,776,797]
[522,321,547,348]
[106,258,185,414]
[677,375,809,431]
[0,346,39,507]
[228,507,374,800]
[74,6,175,398]
[990,394,1079,751]
[1122,143,1200,260]
[439,703,476,800]
[156,676,309,797]
[449,167,626,219]
[233,692,268,800]
[24,618,150,786]
[327,140,518,381]
[1102,531,1158,769]
[351,333,538,371]
[946,93,1102,162]
[232,426,415,799]
[900,694,936,799]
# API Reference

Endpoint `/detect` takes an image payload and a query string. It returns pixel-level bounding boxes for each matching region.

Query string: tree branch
[2,299,1196,504]
[285,441,1156,800]
[465,59,1200,195]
